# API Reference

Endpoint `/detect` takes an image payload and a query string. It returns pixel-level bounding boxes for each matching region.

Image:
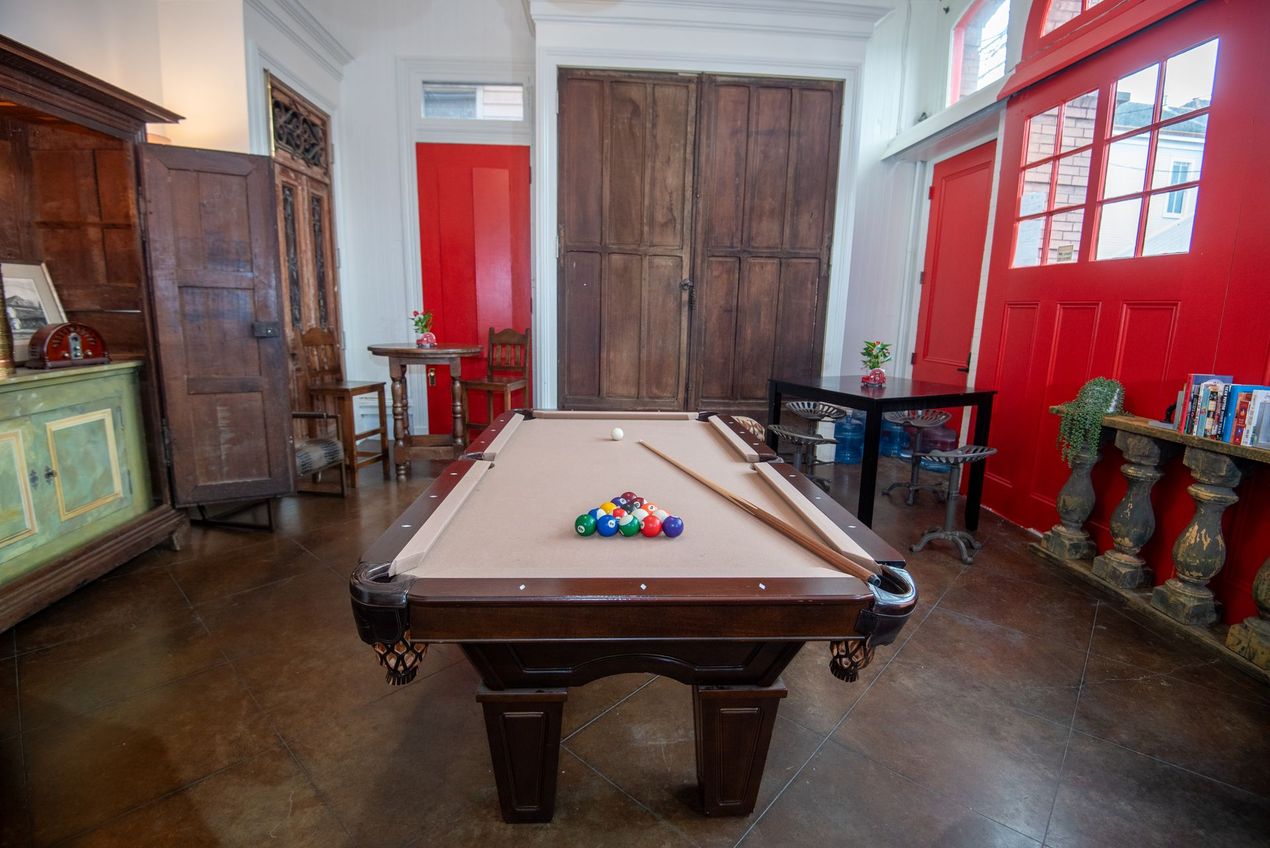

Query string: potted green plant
[1057,377,1125,465]
[860,340,892,386]
[411,309,435,348]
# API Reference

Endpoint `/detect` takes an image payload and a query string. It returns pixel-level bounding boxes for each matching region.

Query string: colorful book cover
[1181,374,1231,434]
[1221,386,1263,442]
[1223,391,1252,442]
[1249,391,1270,448]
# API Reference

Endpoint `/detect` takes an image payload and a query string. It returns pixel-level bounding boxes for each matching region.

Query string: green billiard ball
[575,514,597,536]
[617,514,641,536]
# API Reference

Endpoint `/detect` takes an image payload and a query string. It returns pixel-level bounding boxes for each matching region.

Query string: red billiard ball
[621,491,637,501]
[640,515,662,537]
[612,508,626,519]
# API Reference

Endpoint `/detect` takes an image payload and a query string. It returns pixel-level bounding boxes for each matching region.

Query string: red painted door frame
[417,143,531,436]
[912,140,997,439]
[976,0,1270,621]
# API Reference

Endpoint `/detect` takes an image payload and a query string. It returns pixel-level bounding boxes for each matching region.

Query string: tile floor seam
[1039,600,1101,845]
[211,646,355,840]
[561,675,658,742]
[42,752,260,847]
[557,744,703,848]
[729,616,922,848]
[180,563,326,610]
[15,658,234,743]
[1065,725,1270,802]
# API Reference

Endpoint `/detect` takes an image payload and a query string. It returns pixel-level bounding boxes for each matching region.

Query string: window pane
[1059,91,1098,152]
[422,83,524,120]
[1103,132,1150,198]
[1025,107,1059,163]
[1020,162,1053,215]
[1152,113,1207,189]
[1047,209,1085,264]
[1113,65,1158,135]
[1054,149,1092,208]
[1143,188,1198,255]
[1043,0,1083,35]
[1162,39,1218,115]
[1096,198,1143,260]
[1014,218,1045,267]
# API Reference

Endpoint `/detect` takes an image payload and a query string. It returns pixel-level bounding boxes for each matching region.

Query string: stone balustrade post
[1226,558,1270,670]
[1091,432,1174,589]
[1038,445,1101,561]
[1151,448,1245,626]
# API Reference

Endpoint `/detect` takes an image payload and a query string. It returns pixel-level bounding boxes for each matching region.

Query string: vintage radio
[26,322,110,369]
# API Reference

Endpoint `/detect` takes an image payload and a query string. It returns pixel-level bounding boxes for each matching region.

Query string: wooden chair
[462,327,530,436]
[300,327,389,487]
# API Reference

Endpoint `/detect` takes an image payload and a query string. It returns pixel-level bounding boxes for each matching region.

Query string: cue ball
[611,427,624,441]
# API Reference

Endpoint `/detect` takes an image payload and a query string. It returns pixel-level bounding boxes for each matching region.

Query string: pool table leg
[694,679,788,816]
[476,685,567,823]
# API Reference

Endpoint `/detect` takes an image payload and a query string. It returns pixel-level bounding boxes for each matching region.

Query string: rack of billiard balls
[574,491,685,539]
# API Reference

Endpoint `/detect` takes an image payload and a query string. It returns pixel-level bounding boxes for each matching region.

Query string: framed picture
[2,261,65,365]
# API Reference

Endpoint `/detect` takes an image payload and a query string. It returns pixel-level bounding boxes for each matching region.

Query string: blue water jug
[833,414,864,464]
[880,419,905,457]
[918,422,958,473]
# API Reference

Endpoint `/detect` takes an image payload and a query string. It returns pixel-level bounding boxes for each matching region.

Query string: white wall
[301,0,534,431]
[156,0,250,151]
[0,0,251,150]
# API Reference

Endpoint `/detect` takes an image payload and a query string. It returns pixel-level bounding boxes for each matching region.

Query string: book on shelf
[1174,374,1270,447]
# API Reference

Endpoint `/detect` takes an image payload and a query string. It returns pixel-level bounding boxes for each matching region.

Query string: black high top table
[766,375,996,530]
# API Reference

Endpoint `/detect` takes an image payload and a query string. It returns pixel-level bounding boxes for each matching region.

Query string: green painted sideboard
[0,363,186,630]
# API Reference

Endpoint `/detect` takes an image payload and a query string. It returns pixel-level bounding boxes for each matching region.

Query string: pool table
[350,410,917,823]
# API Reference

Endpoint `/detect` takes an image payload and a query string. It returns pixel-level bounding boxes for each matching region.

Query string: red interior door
[417,143,531,434]
[912,140,997,436]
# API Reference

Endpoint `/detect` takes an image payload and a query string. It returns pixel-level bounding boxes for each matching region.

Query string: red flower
[412,310,419,316]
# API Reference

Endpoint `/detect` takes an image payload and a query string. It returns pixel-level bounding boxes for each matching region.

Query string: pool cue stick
[637,440,879,582]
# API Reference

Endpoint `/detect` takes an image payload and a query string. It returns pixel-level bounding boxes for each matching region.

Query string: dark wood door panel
[558,70,696,410]
[691,76,842,412]
[139,144,291,506]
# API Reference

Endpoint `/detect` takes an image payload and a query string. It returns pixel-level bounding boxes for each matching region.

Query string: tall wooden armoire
[0,35,293,630]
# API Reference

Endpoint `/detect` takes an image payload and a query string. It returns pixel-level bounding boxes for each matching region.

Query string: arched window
[949,0,1011,104]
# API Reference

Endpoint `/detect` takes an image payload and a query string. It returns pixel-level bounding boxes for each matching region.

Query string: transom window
[1011,38,1219,267]
[1042,0,1106,36]
[950,0,1011,104]
[421,83,525,121]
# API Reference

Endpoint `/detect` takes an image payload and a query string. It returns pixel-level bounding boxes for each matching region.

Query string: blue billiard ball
[612,496,628,510]
[588,507,606,521]
[596,515,620,536]
[662,516,684,538]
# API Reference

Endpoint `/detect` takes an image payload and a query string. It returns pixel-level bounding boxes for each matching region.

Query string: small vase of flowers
[860,340,892,386]
[411,310,436,348]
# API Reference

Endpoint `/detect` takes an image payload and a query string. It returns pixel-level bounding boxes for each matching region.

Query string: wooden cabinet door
[690,75,843,416]
[139,145,293,506]
[558,70,697,409]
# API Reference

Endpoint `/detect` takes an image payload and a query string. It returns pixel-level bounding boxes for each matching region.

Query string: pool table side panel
[462,640,805,688]
[772,464,905,567]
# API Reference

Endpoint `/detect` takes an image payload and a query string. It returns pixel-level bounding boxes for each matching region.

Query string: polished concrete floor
[2,457,1268,847]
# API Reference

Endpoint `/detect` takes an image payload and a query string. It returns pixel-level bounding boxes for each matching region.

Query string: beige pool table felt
[391,413,873,583]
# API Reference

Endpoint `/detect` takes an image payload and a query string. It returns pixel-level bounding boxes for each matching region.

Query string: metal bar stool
[882,410,952,505]
[784,400,850,483]
[766,424,837,492]
[911,445,998,563]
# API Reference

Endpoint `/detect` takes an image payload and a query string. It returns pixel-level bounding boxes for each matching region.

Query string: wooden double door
[558,70,843,416]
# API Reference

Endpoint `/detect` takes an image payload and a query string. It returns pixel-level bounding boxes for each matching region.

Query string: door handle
[956,352,971,373]
[680,278,695,307]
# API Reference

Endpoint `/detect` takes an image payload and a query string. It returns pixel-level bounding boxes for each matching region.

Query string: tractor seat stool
[766,424,837,492]
[784,401,851,482]
[882,410,952,506]
[910,445,998,564]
